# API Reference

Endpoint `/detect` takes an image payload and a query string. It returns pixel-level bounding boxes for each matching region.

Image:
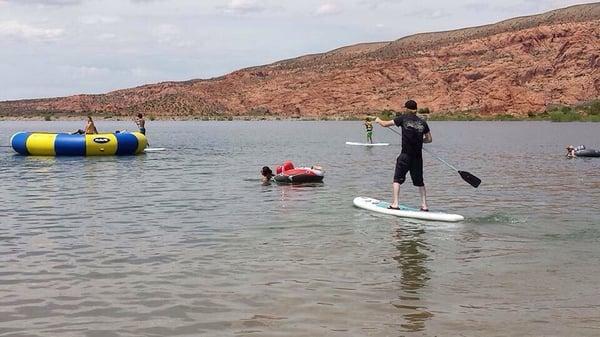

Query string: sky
[0,0,593,100]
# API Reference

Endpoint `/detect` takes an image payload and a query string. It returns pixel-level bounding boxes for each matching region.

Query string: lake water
[1,121,599,337]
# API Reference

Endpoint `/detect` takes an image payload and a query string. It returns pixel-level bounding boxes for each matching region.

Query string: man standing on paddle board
[375,100,432,211]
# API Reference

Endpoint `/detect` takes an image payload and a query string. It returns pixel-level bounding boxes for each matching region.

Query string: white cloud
[223,0,266,14]
[360,0,397,10]
[315,2,342,16]
[152,24,192,48]
[98,33,117,41]
[4,0,82,6]
[129,66,162,80]
[61,65,112,79]
[412,9,446,19]
[79,15,119,25]
[0,20,64,41]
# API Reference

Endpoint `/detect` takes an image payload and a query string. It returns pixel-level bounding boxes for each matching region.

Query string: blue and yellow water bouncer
[10,132,148,156]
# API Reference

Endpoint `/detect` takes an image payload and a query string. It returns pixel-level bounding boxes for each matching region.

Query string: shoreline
[2,100,599,122]
[2,101,599,122]
[2,101,600,122]
[1,115,599,122]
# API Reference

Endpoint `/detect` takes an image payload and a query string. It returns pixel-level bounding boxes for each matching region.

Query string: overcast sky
[0,0,592,100]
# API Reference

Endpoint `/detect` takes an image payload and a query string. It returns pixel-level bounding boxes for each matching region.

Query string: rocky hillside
[1,3,599,118]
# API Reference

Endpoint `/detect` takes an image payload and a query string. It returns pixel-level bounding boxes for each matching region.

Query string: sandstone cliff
[1,3,599,118]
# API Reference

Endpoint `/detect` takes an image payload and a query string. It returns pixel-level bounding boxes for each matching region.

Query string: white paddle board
[353,197,464,222]
[346,142,389,146]
[144,147,166,152]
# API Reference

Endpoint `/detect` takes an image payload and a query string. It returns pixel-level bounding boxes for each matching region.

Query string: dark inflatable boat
[576,149,600,157]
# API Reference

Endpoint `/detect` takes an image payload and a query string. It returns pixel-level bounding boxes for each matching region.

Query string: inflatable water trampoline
[10,132,148,156]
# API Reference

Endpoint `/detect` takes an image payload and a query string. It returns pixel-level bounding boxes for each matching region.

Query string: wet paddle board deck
[353,197,464,222]
[346,142,389,146]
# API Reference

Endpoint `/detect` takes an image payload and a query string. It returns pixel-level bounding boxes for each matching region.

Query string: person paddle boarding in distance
[375,100,432,211]
[365,117,374,144]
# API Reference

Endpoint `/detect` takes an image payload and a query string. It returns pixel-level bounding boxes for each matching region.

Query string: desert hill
[1,3,599,118]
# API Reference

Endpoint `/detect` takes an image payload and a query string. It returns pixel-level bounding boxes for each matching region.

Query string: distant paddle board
[346,142,389,146]
[144,148,166,152]
[353,197,464,222]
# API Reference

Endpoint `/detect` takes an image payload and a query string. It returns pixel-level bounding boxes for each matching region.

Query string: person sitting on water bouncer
[375,100,432,211]
[72,116,98,135]
[135,113,146,135]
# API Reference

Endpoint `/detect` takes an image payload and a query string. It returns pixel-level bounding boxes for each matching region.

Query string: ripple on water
[0,121,599,336]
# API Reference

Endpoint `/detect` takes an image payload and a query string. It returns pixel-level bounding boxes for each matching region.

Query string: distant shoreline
[1,111,599,123]
[1,101,599,122]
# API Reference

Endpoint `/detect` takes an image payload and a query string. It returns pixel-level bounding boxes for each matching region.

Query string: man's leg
[392,155,409,208]
[418,185,428,211]
[409,157,428,210]
[410,158,429,210]
[392,182,401,208]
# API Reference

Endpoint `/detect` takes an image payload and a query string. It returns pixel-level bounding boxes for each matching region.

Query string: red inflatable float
[274,161,324,184]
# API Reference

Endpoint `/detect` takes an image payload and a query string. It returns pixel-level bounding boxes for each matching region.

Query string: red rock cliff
[1,3,599,118]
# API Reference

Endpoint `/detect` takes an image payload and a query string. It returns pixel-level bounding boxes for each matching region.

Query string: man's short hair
[405,100,418,110]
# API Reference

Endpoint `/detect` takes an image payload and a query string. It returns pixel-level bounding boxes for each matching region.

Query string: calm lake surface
[1,121,599,337]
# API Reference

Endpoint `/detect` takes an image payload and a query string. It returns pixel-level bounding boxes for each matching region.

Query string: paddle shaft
[384,126,457,170]
[382,124,481,188]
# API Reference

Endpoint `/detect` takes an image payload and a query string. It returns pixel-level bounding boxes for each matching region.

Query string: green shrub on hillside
[587,114,600,122]
[589,101,600,116]
[495,114,517,121]
[549,107,581,122]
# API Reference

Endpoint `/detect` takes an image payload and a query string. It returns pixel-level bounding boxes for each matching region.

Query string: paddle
[383,126,481,188]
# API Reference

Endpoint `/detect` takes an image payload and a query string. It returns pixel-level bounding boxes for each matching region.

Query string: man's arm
[423,132,432,143]
[375,117,396,127]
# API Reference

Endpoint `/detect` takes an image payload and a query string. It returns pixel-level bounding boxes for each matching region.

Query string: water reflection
[277,183,324,201]
[392,226,433,332]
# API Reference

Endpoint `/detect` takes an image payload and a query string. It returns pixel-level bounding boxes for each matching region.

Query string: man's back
[393,113,430,157]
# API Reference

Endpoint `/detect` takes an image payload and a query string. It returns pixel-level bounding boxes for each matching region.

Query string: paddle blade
[459,170,481,188]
